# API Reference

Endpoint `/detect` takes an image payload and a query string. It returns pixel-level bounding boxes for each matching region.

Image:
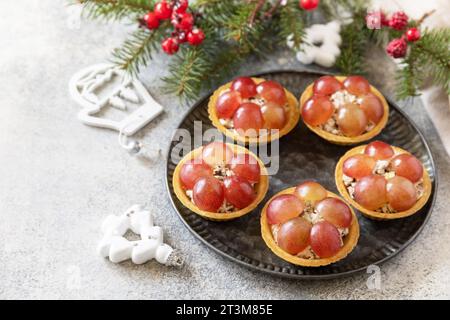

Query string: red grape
[266,194,304,225]
[354,174,387,210]
[313,76,343,96]
[202,142,233,167]
[336,103,368,137]
[277,217,312,255]
[229,153,261,183]
[343,76,371,95]
[294,181,327,205]
[359,93,384,124]
[316,198,352,228]
[233,103,264,136]
[386,176,418,211]
[193,176,224,212]
[301,95,334,126]
[216,91,242,119]
[390,154,424,183]
[342,154,376,179]
[364,141,394,160]
[310,221,342,258]
[256,80,287,106]
[180,159,212,189]
[261,103,286,130]
[223,176,256,209]
[231,77,257,99]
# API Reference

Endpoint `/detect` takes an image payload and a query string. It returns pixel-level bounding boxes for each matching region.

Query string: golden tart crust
[335,145,432,220]
[299,76,389,145]
[208,77,300,145]
[260,187,360,267]
[172,143,269,221]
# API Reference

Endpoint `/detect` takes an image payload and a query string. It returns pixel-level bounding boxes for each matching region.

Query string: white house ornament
[288,21,342,68]
[69,63,163,136]
[97,204,183,267]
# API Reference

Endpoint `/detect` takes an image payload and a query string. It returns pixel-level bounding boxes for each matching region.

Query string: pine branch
[396,28,450,98]
[78,0,153,21]
[335,11,369,74]
[278,0,305,50]
[111,25,166,75]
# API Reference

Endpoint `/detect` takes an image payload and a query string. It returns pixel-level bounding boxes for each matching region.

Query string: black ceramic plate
[165,71,437,279]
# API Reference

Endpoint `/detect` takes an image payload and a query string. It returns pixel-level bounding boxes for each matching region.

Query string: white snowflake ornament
[288,21,342,68]
[69,64,163,136]
[97,205,183,267]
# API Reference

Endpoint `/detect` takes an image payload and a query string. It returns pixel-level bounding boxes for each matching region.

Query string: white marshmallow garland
[97,205,183,267]
[288,21,342,68]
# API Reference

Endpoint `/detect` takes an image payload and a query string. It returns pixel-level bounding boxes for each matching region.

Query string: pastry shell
[172,143,269,221]
[208,77,300,145]
[335,145,432,220]
[260,187,360,267]
[299,76,389,145]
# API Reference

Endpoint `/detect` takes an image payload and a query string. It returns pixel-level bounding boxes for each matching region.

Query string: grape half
[233,102,264,136]
[342,154,376,180]
[354,174,387,210]
[230,77,257,99]
[229,153,261,183]
[386,176,418,211]
[359,93,384,124]
[266,194,304,225]
[313,76,343,96]
[277,217,312,255]
[316,197,352,228]
[364,141,394,160]
[202,142,233,167]
[261,103,286,130]
[294,181,327,205]
[336,103,368,137]
[343,76,371,95]
[215,91,242,119]
[256,80,287,106]
[223,176,255,209]
[192,176,224,212]
[302,95,334,126]
[310,221,342,258]
[390,153,424,183]
[180,159,212,189]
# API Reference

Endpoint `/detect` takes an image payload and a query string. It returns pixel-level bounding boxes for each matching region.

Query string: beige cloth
[372,0,450,155]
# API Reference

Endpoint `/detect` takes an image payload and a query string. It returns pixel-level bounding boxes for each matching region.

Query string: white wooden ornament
[97,204,183,266]
[69,64,163,136]
[288,21,342,68]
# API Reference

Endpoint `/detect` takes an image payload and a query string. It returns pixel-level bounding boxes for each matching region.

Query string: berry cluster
[365,11,421,59]
[142,0,205,55]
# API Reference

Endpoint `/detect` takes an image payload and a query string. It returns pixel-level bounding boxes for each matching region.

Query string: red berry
[299,0,319,11]
[406,27,421,42]
[176,31,188,43]
[162,37,179,55]
[386,37,408,58]
[174,0,189,14]
[187,28,205,46]
[143,12,160,30]
[172,12,194,31]
[154,1,173,20]
[388,11,409,30]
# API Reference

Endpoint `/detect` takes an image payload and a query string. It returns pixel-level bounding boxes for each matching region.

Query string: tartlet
[260,182,359,267]
[173,142,269,221]
[335,142,432,220]
[208,77,300,144]
[300,75,389,145]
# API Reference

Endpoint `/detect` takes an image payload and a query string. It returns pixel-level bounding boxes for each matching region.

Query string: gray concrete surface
[1,1,449,299]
